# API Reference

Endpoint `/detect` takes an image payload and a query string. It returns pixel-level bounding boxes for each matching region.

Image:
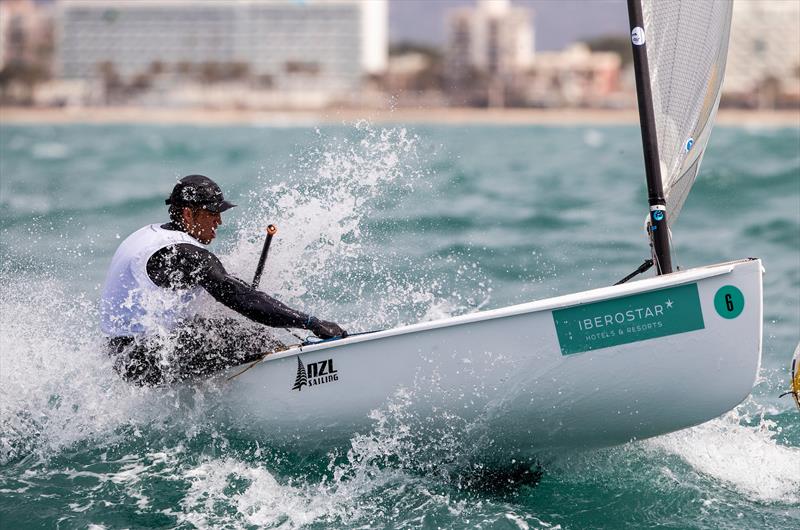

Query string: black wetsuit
[147,224,314,329]
[108,222,320,385]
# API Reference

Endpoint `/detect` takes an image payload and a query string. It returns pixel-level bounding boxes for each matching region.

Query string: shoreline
[2,106,799,127]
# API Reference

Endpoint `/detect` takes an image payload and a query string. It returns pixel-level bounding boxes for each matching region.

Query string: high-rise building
[445,0,533,81]
[55,0,387,95]
[724,0,800,107]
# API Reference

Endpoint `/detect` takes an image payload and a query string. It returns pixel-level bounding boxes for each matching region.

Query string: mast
[627,0,672,274]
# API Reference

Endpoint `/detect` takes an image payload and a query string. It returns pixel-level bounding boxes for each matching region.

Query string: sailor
[100,174,346,385]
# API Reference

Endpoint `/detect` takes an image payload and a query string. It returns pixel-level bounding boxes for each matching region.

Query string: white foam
[31,142,70,160]
[648,406,800,504]
[176,384,556,528]
[583,129,605,148]
[178,458,360,529]
[0,274,219,464]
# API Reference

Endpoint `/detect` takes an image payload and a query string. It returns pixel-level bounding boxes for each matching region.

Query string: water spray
[249,224,310,347]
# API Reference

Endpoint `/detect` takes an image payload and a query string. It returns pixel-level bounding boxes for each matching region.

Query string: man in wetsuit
[101,174,346,385]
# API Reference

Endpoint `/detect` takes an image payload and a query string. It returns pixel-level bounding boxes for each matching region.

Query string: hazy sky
[389,0,629,51]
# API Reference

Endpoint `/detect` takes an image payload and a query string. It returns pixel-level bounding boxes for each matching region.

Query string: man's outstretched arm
[147,244,346,338]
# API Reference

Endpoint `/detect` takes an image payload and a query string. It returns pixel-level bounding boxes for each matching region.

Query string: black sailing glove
[308,317,347,339]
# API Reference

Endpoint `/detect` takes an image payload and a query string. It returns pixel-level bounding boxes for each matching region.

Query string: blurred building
[0,0,54,104]
[383,48,448,108]
[0,0,52,69]
[386,52,434,91]
[524,43,623,108]
[54,0,387,107]
[724,0,800,108]
[444,0,533,106]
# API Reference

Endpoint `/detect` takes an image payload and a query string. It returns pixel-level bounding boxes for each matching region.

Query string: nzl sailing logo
[291,356,339,391]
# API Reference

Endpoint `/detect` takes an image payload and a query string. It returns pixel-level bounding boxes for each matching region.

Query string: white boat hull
[220,258,763,461]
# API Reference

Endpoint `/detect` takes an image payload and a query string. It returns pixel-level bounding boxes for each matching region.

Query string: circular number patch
[714,285,744,319]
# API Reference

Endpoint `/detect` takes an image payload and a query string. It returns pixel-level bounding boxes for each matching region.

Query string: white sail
[642,0,733,223]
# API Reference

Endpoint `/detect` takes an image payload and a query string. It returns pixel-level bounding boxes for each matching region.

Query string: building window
[285,61,321,75]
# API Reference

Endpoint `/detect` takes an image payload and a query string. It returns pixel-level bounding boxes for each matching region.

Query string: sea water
[1,120,798,529]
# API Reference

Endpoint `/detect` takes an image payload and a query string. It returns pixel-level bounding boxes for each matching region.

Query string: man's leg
[173,317,286,380]
[107,336,168,386]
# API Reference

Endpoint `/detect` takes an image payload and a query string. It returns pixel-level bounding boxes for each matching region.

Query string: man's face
[182,207,222,244]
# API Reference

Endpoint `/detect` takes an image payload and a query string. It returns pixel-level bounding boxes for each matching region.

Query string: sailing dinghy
[221,0,762,459]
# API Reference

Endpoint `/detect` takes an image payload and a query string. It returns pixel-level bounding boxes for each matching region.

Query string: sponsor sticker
[553,283,705,355]
[631,26,645,45]
[291,356,339,391]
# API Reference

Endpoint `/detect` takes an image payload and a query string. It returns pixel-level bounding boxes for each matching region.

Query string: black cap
[165,175,236,213]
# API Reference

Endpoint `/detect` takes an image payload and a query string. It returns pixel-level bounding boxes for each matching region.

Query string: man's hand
[309,317,347,339]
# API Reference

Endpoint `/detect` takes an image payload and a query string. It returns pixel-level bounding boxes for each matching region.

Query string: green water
[1,121,798,529]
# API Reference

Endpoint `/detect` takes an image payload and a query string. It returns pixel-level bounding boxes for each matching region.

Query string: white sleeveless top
[100,224,204,337]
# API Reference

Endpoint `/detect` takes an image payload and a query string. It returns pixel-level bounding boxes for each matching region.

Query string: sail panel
[642,0,733,223]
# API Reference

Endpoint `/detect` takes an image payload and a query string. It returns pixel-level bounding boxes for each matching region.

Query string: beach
[2,105,799,127]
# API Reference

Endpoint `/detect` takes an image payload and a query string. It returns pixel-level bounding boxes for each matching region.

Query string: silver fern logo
[291,357,308,391]
[291,356,339,391]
